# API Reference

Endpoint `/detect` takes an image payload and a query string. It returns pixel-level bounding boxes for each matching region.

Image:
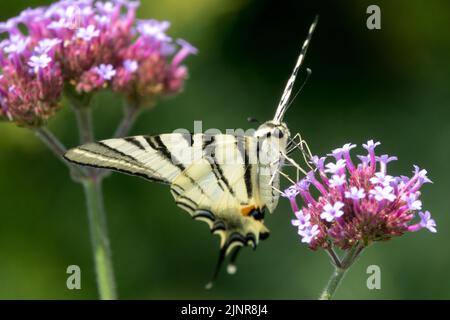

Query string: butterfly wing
[64,133,270,255]
[170,135,269,256]
[64,133,204,184]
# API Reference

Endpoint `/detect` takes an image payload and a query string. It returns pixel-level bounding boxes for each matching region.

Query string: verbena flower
[0,0,197,127]
[283,140,436,250]
[0,0,197,301]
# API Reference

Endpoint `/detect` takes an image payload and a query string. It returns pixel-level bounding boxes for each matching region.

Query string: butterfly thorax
[253,121,290,213]
[255,121,290,167]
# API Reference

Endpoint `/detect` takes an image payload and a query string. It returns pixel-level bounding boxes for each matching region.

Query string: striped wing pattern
[64,133,271,254]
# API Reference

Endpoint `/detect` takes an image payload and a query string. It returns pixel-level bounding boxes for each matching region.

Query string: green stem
[113,100,140,138]
[319,244,363,300]
[74,106,94,143]
[82,178,117,300]
[34,127,67,157]
[34,127,85,179]
[67,92,117,299]
[326,247,342,268]
[319,266,348,300]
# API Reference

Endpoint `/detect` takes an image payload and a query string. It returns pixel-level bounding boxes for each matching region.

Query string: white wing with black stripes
[64,133,270,256]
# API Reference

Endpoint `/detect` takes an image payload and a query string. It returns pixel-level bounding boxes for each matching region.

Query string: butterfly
[64,16,318,285]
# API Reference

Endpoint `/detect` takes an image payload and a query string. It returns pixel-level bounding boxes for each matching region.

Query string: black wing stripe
[149,134,208,196]
[202,134,215,150]
[176,195,198,209]
[97,141,139,163]
[176,201,195,213]
[202,136,226,191]
[206,158,226,192]
[171,184,185,194]
[76,145,164,180]
[244,138,253,199]
[125,137,146,150]
[193,210,216,222]
[236,137,253,199]
[203,134,243,196]
[219,135,241,196]
[64,157,168,184]
[147,136,186,171]
[213,161,235,195]
[211,221,226,233]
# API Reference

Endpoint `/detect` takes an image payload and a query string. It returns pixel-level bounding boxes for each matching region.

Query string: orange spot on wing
[240,205,256,216]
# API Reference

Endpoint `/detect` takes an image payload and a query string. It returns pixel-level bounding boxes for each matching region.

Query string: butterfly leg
[269,133,314,195]
[268,155,301,195]
[278,168,297,185]
[287,132,314,171]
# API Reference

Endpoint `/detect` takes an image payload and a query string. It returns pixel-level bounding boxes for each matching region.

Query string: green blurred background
[0,0,449,299]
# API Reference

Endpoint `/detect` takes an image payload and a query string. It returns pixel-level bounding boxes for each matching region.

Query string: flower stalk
[70,92,117,299]
[319,266,347,300]
[34,127,68,162]
[114,99,141,138]
[73,106,95,144]
[34,127,85,179]
[35,107,117,299]
[320,244,363,300]
[82,177,117,300]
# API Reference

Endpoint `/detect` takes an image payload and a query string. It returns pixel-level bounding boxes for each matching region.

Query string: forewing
[64,133,201,184]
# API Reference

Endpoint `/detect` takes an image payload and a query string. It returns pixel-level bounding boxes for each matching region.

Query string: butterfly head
[255,121,291,151]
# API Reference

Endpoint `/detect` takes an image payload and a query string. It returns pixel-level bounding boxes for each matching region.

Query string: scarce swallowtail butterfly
[64,17,318,286]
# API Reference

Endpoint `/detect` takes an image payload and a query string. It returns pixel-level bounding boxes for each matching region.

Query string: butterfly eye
[273,128,284,138]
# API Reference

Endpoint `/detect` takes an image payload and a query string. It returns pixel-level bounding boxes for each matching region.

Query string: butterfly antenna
[273,15,318,123]
[284,68,312,114]
[205,247,227,290]
[227,247,241,275]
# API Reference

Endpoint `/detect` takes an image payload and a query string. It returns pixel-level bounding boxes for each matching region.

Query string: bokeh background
[0,0,449,299]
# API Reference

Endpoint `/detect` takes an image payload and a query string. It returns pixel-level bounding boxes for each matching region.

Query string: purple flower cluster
[283,140,436,250]
[0,0,196,127]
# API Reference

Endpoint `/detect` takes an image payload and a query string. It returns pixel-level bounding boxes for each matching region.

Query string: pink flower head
[0,0,196,125]
[285,140,436,250]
